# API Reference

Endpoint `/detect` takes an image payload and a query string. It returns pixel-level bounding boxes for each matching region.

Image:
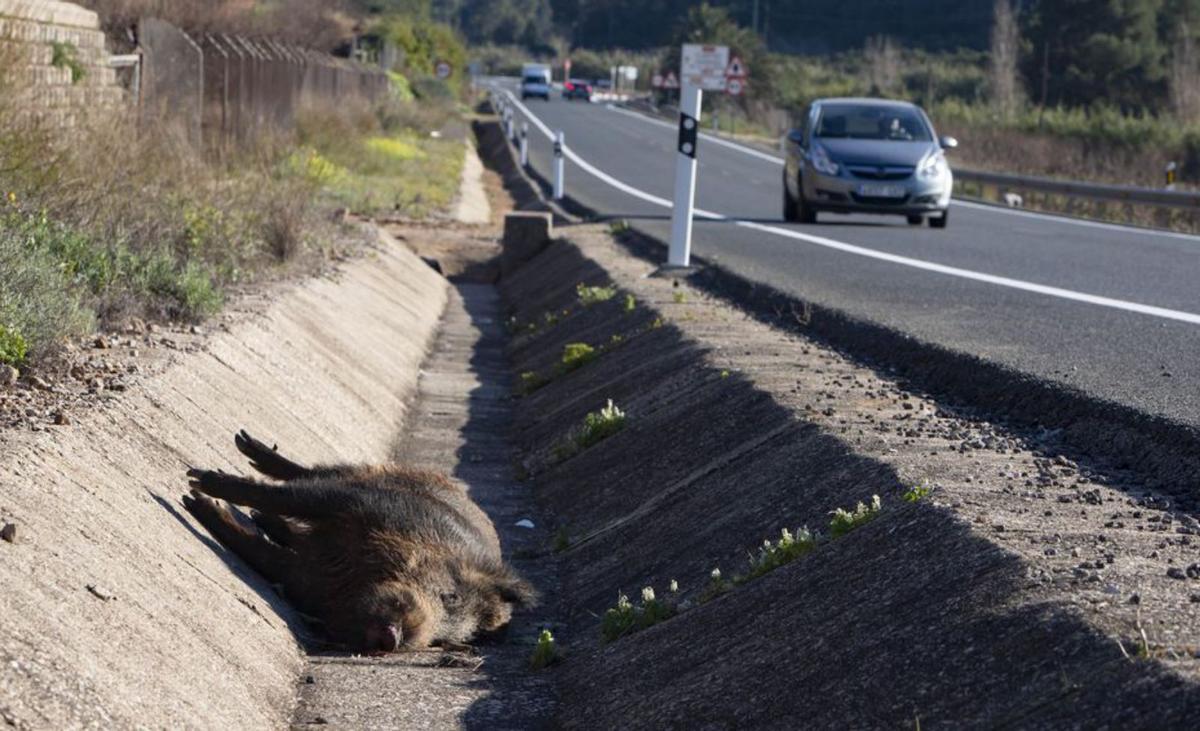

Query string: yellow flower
[6,192,15,205]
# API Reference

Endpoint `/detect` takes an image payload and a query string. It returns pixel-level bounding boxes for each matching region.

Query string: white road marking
[601,98,1200,242]
[498,89,1200,326]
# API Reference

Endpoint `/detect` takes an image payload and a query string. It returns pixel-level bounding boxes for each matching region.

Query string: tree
[1022,0,1167,110]
[988,0,1021,117]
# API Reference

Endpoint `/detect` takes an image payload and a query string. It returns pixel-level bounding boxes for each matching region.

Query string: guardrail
[954,168,1200,210]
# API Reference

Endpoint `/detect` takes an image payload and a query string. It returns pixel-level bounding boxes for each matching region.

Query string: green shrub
[830,495,882,538]
[518,370,549,395]
[902,484,932,503]
[529,629,561,669]
[576,282,616,306]
[623,293,636,313]
[744,527,818,581]
[576,399,626,449]
[601,585,678,643]
[560,342,596,372]
[50,42,85,84]
[0,324,27,365]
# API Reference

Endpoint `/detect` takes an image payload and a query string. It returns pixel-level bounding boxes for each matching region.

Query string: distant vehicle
[520,63,552,101]
[782,98,956,228]
[563,78,593,101]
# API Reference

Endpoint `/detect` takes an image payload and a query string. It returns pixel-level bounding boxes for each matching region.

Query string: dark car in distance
[782,98,957,228]
[563,79,593,101]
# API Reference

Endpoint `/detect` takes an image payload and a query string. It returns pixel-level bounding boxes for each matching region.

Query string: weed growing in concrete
[623,293,636,313]
[518,370,549,395]
[601,585,678,643]
[830,495,882,538]
[529,629,562,669]
[902,484,932,503]
[560,342,597,372]
[576,282,616,306]
[650,317,665,329]
[673,290,687,304]
[50,42,86,84]
[609,219,630,234]
[744,527,818,581]
[720,370,731,378]
[700,567,733,603]
[577,399,626,449]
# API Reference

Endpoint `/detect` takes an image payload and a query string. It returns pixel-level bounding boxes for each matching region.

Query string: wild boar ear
[492,574,538,608]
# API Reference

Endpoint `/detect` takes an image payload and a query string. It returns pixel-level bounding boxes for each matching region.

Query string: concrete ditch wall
[500,229,1200,728]
[0,231,448,729]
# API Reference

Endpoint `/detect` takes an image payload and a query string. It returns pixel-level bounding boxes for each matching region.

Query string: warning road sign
[725,55,747,79]
[663,71,680,89]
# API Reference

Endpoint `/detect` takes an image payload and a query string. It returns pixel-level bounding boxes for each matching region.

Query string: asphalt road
[493,83,1200,432]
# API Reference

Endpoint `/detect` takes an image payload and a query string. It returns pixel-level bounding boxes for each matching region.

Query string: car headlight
[919,152,946,179]
[811,145,839,176]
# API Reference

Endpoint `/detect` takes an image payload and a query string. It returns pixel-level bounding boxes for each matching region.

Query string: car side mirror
[786,129,805,148]
[940,135,958,151]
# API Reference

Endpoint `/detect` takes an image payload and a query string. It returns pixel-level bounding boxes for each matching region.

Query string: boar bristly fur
[183,430,535,654]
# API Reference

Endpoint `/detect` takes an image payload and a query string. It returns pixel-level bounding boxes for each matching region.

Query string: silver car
[782,98,957,228]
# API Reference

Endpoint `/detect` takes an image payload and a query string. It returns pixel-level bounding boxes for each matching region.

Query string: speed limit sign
[435,60,452,79]
[727,77,745,96]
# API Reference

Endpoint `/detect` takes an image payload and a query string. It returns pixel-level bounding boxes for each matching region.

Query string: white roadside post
[553,131,565,200]
[520,122,529,167]
[667,82,703,267]
[667,44,728,269]
[506,107,515,140]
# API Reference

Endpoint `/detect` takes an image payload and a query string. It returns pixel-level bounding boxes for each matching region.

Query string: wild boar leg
[182,492,294,585]
[234,430,312,481]
[187,468,341,519]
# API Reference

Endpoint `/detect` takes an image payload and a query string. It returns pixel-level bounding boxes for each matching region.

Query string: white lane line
[499,89,1200,325]
[601,99,1200,242]
[951,199,1200,242]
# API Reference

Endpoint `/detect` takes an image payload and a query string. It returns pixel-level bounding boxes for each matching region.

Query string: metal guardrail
[954,168,1200,210]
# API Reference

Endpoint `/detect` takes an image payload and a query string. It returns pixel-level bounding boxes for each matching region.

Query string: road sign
[564,58,572,77]
[435,60,452,79]
[725,55,747,79]
[652,73,664,88]
[726,77,745,96]
[663,71,679,89]
[682,44,729,91]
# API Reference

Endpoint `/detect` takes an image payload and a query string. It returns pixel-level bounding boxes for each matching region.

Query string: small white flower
[710,567,722,581]
[780,527,793,543]
[669,579,679,593]
[616,592,631,610]
[871,494,882,511]
[641,586,656,603]
[763,539,772,551]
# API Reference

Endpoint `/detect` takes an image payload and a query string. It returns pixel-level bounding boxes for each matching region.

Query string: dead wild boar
[183,429,535,654]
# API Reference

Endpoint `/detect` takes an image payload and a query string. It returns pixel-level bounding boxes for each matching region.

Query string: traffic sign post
[435,60,452,80]
[520,122,529,168]
[667,45,727,269]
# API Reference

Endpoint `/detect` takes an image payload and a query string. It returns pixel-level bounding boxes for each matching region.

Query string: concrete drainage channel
[3,108,1198,727]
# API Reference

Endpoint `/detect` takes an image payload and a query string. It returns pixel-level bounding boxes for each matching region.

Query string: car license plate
[857,184,906,198]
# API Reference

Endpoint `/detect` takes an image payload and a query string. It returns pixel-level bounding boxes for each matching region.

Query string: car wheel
[906,215,923,225]
[930,210,949,229]
[783,177,798,222]
[797,191,817,224]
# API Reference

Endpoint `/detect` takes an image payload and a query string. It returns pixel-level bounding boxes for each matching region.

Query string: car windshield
[815,104,932,142]
[523,75,545,84]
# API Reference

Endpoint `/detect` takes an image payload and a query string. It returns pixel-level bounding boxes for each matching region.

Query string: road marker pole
[668,82,703,268]
[553,130,565,200]
[506,108,514,140]
[520,122,529,167]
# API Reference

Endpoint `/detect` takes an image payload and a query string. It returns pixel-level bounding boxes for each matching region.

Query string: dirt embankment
[0,229,447,729]
[500,227,1200,728]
